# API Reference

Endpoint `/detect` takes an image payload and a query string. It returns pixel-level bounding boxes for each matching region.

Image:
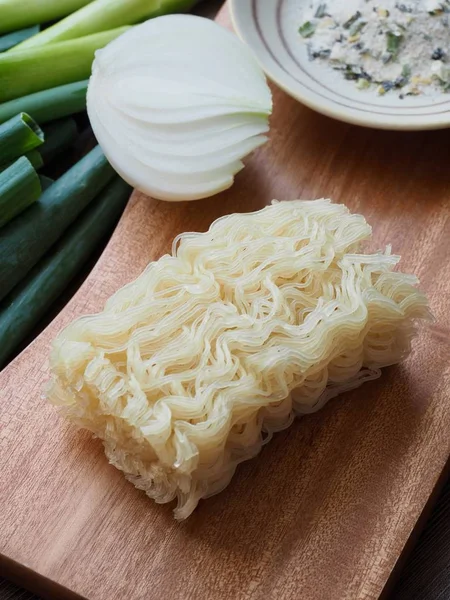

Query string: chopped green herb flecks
[386,31,403,57]
[299,21,316,38]
[401,64,411,78]
[314,3,327,18]
[356,77,371,89]
[349,20,367,37]
[343,11,362,29]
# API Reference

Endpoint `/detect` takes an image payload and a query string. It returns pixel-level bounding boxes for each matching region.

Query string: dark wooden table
[1,1,448,598]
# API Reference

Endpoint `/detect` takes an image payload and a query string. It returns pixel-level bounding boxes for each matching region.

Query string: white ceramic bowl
[230,0,450,130]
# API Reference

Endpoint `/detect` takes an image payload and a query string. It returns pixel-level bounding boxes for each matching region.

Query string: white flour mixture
[299,0,450,97]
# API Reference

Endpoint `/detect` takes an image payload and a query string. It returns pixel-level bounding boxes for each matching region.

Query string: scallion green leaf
[40,118,78,165]
[0,0,91,35]
[0,112,44,167]
[11,0,200,51]
[0,145,115,302]
[314,4,327,18]
[39,175,54,191]
[0,28,129,103]
[0,149,42,173]
[0,81,88,126]
[343,11,362,29]
[299,21,316,38]
[0,26,40,53]
[386,31,403,58]
[0,156,41,228]
[0,177,130,369]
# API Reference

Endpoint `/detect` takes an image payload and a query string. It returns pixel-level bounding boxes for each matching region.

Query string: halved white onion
[87,14,272,201]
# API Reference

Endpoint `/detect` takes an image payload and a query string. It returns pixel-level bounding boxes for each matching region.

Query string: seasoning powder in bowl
[299,0,450,98]
[230,0,450,130]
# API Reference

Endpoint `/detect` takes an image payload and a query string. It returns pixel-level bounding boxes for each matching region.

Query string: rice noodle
[47,199,430,519]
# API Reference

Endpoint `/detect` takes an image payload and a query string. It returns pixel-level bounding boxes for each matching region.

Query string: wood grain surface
[1,4,450,600]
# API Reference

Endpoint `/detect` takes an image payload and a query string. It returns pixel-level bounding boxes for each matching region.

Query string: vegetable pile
[0,0,202,369]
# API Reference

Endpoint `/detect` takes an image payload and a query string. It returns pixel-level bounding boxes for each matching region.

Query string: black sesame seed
[381,80,395,92]
[394,75,409,87]
[311,48,332,59]
[432,47,446,60]
[395,3,413,13]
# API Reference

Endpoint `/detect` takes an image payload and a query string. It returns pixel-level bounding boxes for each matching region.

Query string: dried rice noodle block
[47,199,430,519]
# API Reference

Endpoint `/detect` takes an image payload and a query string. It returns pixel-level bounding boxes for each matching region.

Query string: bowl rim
[229,0,450,131]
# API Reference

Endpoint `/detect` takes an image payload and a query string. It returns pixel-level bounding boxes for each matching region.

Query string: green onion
[314,4,327,18]
[0,81,88,126]
[11,0,200,50]
[0,176,130,369]
[0,26,40,53]
[0,112,44,166]
[401,64,411,79]
[0,0,92,35]
[0,156,41,229]
[0,149,43,173]
[386,31,403,58]
[41,118,78,165]
[0,27,129,103]
[299,21,316,38]
[349,20,366,37]
[24,148,43,170]
[39,175,54,191]
[343,11,362,29]
[0,145,115,303]
[356,78,371,90]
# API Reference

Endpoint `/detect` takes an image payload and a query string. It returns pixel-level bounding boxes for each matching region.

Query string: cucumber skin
[0,176,131,369]
[0,145,115,303]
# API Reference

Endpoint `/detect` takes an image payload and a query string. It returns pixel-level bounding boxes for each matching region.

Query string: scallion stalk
[11,0,200,51]
[0,176,130,369]
[0,81,88,126]
[41,118,78,165]
[24,148,43,170]
[39,175,54,191]
[0,112,44,166]
[0,156,41,228]
[0,149,43,173]
[0,26,40,53]
[0,145,115,302]
[0,27,129,103]
[0,0,92,35]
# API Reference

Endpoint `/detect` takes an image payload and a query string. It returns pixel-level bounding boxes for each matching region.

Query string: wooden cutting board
[1,5,449,600]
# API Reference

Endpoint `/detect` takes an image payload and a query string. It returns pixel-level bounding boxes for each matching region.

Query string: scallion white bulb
[87,14,272,202]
